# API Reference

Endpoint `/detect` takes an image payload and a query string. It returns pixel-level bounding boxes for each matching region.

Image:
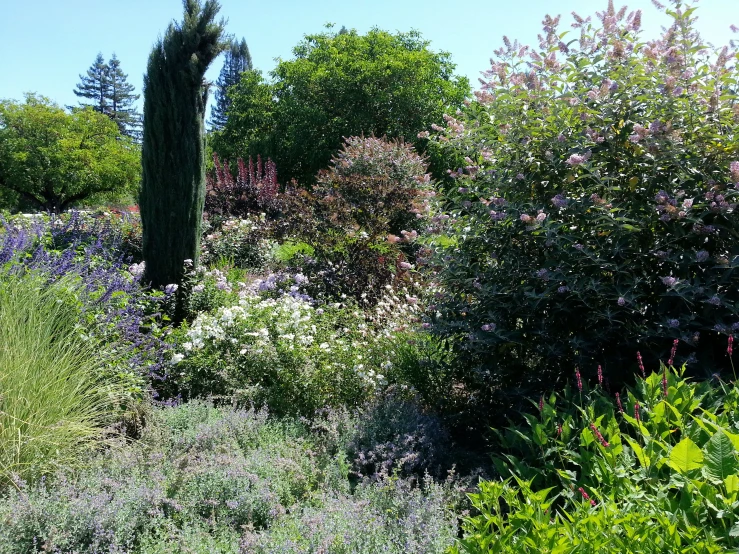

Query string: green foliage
[426,2,739,403]
[0,401,459,553]
[0,94,140,212]
[0,270,127,484]
[211,28,469,184]
[140,0,225,291]
[455,367,739,552]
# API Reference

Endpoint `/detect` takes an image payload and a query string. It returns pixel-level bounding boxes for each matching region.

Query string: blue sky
[1,0,736,114]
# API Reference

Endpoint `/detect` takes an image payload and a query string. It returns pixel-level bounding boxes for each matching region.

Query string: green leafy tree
[140,0,225,292]
[73,53,141,139]
[209,38,252,130]
[211,28,469,185]
[0,94,140,212]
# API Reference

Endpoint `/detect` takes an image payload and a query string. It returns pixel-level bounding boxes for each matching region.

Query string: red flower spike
[637,352,645,377]
[597,365,603,386]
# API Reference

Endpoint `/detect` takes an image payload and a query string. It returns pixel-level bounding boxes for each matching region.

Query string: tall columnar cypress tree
[140,0,225,294]
[209,38,252,129]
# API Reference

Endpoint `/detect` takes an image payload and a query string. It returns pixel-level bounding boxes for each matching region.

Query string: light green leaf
[704,431,738,482]
[725,474,739,494]
[668,437,704,474]
[625,436,650,468]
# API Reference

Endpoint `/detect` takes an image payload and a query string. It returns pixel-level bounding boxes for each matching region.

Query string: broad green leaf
[703,431,738,482]
[625,436,650,468]
[725,474,739,494]
[669,437,704,474]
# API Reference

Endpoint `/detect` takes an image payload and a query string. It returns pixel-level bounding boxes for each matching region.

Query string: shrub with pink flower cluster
[424,0,739,408]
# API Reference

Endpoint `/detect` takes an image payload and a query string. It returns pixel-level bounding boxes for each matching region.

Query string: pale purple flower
[617,297,626,306]
[730,161,739,183]
[668,319,680,328]
[557,286,569,293]
[708,296,721,306]
[566,151,591,166]
[573,243,584,250]
[536,212,547,222]
[481,323,496,332]
[696,250,709,262]
[551,194,568,208]
[516,173,525,180]
[192,284,205,293]
[399,261,413,270]
[520,214,533,223]
[165,283,178,295]
[662,276,678,287]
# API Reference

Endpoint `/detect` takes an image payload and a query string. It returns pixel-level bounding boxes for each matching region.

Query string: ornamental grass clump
[424,0,739,410]
[0,271,125,484]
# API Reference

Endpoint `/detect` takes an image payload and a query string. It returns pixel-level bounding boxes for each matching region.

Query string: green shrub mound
[425,1,739,406]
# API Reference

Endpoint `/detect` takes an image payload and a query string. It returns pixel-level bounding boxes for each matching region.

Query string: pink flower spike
[616,392,623,413]
[637,352,645,378]
[578,487,596,506]
[597,365,603,386]
[668,339,678,367]
[575,368,583,392]
[539,395,544,412]
[590,423,610,447]
[634,402,641,423]
[729,335,734,357]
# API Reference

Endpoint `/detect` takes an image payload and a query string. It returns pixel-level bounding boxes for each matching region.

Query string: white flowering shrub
[200,216,272,269]
[167,293,396,415]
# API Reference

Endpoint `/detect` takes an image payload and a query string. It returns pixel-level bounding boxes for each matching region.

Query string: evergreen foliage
[73,53,141,139]
[72,53,109,114]
[139,0,225,293]
[209,38,252,129]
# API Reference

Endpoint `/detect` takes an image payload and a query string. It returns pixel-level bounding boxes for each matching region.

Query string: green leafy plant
[455,355,739,553]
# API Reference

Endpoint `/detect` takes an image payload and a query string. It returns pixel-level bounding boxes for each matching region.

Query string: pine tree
[107,54,141,139]
[209,38,252,129]
[140,0,225,297]
[73,54,142,140]
[73,53,109,114]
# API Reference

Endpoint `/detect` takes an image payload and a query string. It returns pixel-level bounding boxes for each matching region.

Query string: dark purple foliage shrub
[286,137,433,304]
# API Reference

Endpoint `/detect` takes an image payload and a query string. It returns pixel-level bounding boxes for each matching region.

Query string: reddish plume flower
[668,339,679,367]
[578,487,596,506]
[615,392,623,413]
[634,402,641,423]
[557,422,563,437]
[590,423,610,447]
[575,368,583,392]
[729,335,734,357]
[637,352,645,377]
[539,395,544,412]
[597,365,603,386]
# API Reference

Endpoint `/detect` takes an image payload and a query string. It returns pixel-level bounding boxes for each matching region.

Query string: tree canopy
[210,27,470,185]
[0,94,140,212]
